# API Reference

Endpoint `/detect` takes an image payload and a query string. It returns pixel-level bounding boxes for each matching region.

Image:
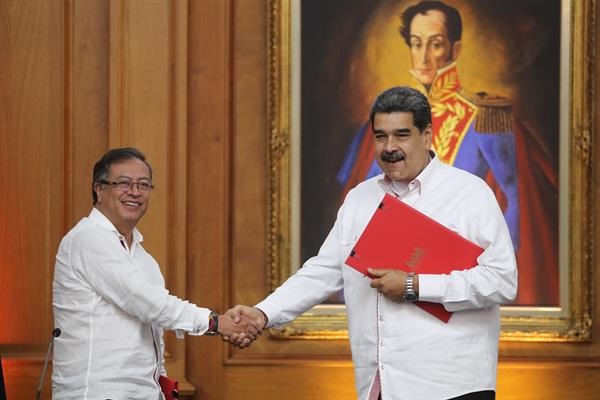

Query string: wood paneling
[497,362,600,399]
[226,364,356,399]
[3,359,52,400]
[67,0,110,226]
[2,0,600,399]
[187,0,233,398]
[0,0,64,348]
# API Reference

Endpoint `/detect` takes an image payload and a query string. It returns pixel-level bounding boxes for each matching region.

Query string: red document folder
[345,194,483,322]
[159,375,180,399]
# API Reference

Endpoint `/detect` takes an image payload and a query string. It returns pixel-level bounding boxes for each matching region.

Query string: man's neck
[108,219,135,248]
[118,228,134,248]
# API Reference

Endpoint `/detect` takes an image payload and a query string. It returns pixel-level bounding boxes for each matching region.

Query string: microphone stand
[35,328,61,400]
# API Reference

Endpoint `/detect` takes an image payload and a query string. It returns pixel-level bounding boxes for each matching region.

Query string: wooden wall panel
[497,362,600,399]
[0,0,64,350]
[67,0,110,226]
[1,0,600,399]
[231,0,268,314]
[226,364,356,399]
[187,0,233,398]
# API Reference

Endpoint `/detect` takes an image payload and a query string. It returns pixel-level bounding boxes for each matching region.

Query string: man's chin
[121,208,146,221]
[416,75,434,86]
[382,168,408,182]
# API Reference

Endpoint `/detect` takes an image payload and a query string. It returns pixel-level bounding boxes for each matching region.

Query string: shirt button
[379,315,383,322]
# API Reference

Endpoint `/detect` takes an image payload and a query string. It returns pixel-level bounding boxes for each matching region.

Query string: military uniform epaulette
[460,90,514,133]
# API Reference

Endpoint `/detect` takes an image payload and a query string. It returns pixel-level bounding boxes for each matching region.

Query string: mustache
[380,151,405,162]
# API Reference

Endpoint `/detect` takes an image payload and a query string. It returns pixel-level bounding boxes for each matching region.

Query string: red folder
[159,375,179,399]
[345,194,483,322]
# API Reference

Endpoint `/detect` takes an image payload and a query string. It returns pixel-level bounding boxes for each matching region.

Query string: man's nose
[419,46,431,64]
[384,136,398,152]
[128,182,143,194]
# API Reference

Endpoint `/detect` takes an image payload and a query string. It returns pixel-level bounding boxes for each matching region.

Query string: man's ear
[94,183,103,204]
[451,41,462,62]
[423,124,433,148]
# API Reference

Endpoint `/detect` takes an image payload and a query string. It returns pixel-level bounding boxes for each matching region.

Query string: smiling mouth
[123,201,142,207]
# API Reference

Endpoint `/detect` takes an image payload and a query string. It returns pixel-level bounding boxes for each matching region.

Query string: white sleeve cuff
[417,274,447,303]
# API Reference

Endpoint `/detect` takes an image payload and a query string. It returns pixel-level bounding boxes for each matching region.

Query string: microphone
[35,328,61,400]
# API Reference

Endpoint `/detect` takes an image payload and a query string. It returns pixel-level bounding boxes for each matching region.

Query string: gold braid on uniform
[461,90,514,133]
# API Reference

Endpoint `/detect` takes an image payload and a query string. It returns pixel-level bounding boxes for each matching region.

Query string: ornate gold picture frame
[267,0,595,341]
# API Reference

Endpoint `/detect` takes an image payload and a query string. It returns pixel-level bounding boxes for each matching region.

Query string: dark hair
[399,0,462,46]
[92,147,152,205]
[369,86,432,131]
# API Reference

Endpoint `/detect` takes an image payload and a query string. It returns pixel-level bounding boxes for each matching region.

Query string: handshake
[212,305,267,348]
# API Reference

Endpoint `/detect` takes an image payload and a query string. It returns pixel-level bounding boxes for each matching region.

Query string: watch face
[403,291,418,302]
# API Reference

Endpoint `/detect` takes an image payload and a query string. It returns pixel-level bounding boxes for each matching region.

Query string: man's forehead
[108,158,150,175]
[373,112,416,128]
[410,10,448,36]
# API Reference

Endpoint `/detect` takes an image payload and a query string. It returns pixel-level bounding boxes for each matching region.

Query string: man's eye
[117,181,132,188]
[430,41,443,50]
[138,182,151,190]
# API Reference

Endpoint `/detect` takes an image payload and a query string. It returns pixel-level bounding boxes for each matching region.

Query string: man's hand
[221,305,268,348]
[216,313,260,348]
[368,268,415,302]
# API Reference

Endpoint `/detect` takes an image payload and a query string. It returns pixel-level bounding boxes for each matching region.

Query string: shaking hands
[220,305,268,348]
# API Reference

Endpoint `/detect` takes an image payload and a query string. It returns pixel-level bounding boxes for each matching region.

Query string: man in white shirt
[52,148,257,399]
[227,87,517,399]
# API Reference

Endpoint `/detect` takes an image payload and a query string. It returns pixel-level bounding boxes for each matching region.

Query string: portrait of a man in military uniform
[337,1,519,250]
[300,0,560,306]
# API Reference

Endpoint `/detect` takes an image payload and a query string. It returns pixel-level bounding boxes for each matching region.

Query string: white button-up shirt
[256,155,517,399]
[53,208,210,400]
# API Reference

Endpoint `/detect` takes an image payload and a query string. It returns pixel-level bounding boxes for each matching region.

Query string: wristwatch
[205,311,220,336]
[403,272,418,303]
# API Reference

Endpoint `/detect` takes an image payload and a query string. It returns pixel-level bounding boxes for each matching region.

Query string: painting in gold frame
[266,0,595,341]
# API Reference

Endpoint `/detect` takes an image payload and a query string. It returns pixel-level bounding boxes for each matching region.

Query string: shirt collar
[89,207,144,244]
[415,150,441,191]
[378,150,440,198]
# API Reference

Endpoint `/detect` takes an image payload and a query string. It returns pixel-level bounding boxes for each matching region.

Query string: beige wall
[1,1,599,399]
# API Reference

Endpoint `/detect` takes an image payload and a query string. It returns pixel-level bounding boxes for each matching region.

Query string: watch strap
[205,311,220,336]
[403,272,418,302]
